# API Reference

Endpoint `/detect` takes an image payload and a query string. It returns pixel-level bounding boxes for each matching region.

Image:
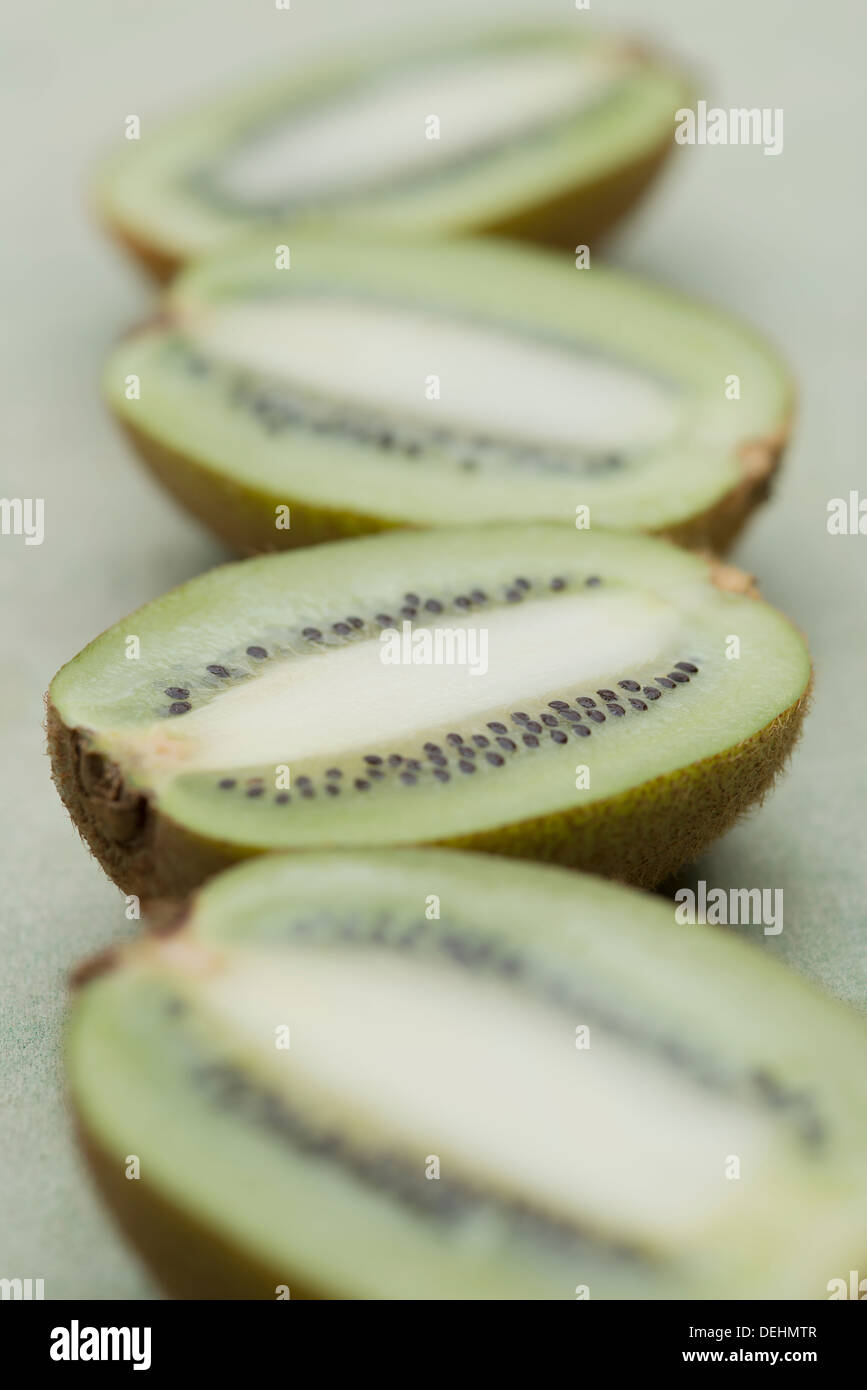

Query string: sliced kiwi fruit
[47,525,810,899]
[96,27,689,280]
[68,848,867,1300]
[107,237,792,555]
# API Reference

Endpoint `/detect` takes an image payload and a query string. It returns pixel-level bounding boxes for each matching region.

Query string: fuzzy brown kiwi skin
[485,134,675,254]
[119,413,788,559]
[46,611,812,903]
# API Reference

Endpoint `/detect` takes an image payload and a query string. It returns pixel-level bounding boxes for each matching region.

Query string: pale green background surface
[1,0,864,1298]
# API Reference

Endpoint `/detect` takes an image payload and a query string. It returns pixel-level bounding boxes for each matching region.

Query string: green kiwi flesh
[47,525,810,899]
[68,849,867,1300]
[96,28,690,278]
[107,237,792,554]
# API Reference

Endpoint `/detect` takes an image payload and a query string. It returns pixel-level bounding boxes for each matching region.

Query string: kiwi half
[47,525,810,899]
[107,237,791,555]
[68,849,867,1300]
[96,27,689,280]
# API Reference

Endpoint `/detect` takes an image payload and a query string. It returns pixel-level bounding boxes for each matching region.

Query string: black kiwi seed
[218,778,236,790]
[511,712,529,722]
[354,779,370,791]
[301,628,322,641]
[643,686,661,700]
[572,724,591,737]
[585,576,602,587]
[433,769,450,782]
[515,578,531,590]
[540,714,558,727]
[301,787,314,798]
[424,600,443,613]
[454,596,471,609]
[326,767,343,778]
[525,720,542,734]
[364,755,383,766]
[325,784,340,796]
[496,737,516,751]
[404,594,420,605]
[668,671,690,683]
[469,589,487,603]
[597,689,617,701]
[548,700,569,711]
[485,752,505,766]
[246,786,264,797]
[486,722,508,734]
[675,661,699,673]
[400,773,418,786]
[587,710,606,723]
[458,760,475,774]
[630,699,648,711]
[550,576,566,590]
[429,753,447,766]
[333,622,351,635]
[387,755,403,766]
[168,701,191,715]
[561,710,582,722]
[368,769,385,780]
[400,606,416,619]
[606,704,626,717]
[165,686,189,699]
[246,645,268,659]
[375,615,394,627]
[551,730,568,744]
[472,735,490,748]
[406,759,422,772]
[348,617,364,630]
[505,589,522,602]
[457,747,475,759]
[447,733,463,745]
[576,697,596,708]
[522,733,539,747]
[618,680,641,692]
[296,776,312,788]
[207,664,231,677]
[423,742,442,754]
[275,792,290,804]
[656,676,676,689]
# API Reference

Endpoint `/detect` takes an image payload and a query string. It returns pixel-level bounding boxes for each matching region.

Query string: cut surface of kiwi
[68,849,867,1300]
[96,27,689,278]
[48,525,810,899]
[107,237,792,554]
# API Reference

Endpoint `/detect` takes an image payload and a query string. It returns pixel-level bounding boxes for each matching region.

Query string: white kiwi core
[187,296,679,452]
[219,48,628,204]
[115,589,682,781]
[182,942,774,1249]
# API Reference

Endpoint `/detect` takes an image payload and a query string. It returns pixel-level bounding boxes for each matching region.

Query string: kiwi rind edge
[46,675,811,903]
[102,92,679,285]
[120,413,789,558]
